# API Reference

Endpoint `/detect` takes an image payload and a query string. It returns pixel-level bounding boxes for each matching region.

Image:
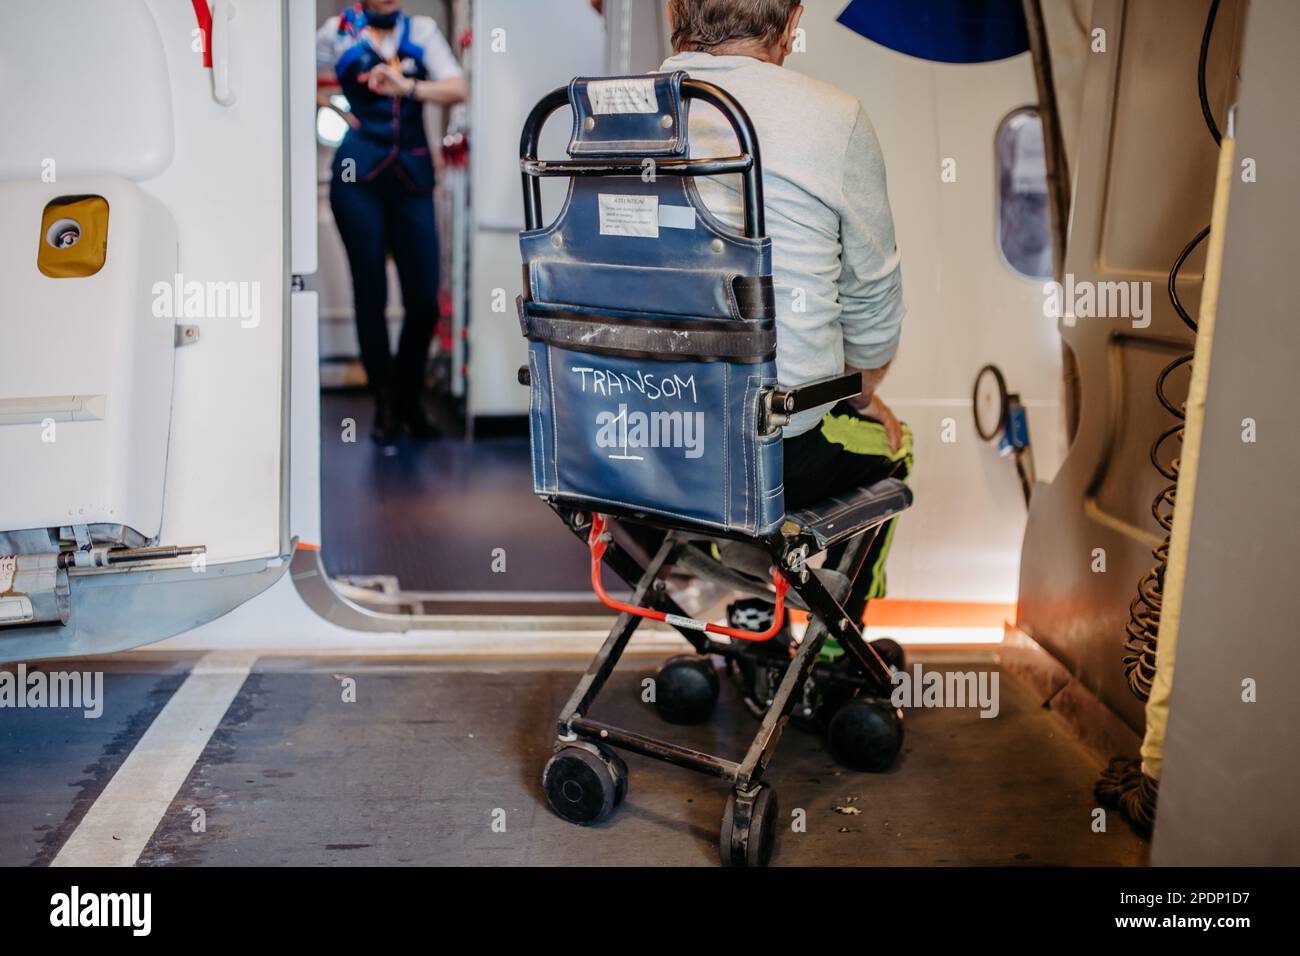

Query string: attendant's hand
[360,63,416,98]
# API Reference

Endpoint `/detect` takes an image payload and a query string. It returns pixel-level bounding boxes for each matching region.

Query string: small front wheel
[542,743,628,825]
[720,785,779,867]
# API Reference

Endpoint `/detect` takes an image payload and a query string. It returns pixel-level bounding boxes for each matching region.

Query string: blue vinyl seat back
[520,73,784,535]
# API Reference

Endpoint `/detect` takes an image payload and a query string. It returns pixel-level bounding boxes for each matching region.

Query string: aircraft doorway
[310,0,609,615]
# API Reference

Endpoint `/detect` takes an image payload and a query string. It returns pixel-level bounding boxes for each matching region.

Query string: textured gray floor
[0,658,192,866]
[132,656,1148,867]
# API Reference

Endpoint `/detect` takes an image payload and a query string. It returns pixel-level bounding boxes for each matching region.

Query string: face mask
[365,8,400,29]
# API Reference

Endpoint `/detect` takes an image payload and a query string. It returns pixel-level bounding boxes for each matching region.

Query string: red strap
[191,0,213,69]
[588,514,788,642]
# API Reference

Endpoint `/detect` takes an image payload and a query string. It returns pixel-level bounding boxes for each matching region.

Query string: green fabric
[820,411,914,465]
[814,410,914,661]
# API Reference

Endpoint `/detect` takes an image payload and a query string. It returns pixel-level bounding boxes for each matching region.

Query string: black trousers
[622,403,912,628]
[329,166,441,404]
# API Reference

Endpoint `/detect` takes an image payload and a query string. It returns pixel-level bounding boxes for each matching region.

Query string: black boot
[371,386,403,446]
[396,393,441,440]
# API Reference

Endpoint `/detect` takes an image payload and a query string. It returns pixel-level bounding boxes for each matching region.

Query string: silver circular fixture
[46,218,82,249]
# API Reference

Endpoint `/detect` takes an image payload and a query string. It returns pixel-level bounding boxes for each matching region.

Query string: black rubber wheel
[653,655,720,725]
[542,743,628,825]
[720,786,780,867]
[826,698,904,772]
[869,637,906,672]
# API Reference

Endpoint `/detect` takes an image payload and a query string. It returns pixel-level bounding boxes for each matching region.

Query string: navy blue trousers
[329,166,441,403]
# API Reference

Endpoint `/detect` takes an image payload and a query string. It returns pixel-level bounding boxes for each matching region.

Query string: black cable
[1198,0,1224,147]
[1095,757,1159,837]
[1123,2,1222,704]
[1168,226,1211,334]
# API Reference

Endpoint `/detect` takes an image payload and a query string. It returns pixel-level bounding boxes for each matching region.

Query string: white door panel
[144,0,287,565]
[0,0,294,661]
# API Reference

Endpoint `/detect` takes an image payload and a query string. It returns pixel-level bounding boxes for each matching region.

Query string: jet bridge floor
[1,649,1147,867]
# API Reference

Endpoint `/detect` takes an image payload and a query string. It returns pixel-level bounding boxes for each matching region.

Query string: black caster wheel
[826,698,904,772]
[653,654,720,725]
[720,785,780,867]
[542,742,628,825]
[869,637,906,672]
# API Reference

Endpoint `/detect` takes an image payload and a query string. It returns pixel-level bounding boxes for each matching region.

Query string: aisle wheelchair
[517,72,913,866]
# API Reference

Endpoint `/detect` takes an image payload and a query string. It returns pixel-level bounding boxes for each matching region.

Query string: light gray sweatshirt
[659,52,906,436]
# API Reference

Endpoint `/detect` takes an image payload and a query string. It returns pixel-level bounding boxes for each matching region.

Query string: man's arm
[846,361,903,453]
[837,105,906,408]
[846,361,891,406]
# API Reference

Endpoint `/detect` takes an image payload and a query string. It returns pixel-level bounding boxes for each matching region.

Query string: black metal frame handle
[519,79,766,239]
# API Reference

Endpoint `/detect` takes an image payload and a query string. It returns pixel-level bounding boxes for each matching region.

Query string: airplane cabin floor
[0,651,1148,867]
[319,390,595,594]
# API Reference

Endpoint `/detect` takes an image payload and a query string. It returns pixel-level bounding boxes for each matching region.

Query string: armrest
[768,372,862,417]
[762,372,862,434]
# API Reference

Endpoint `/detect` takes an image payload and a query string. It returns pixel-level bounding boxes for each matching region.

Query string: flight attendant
[317,1,469,444]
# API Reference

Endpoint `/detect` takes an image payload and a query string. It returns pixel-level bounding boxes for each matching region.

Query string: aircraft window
[995,107,1053,281]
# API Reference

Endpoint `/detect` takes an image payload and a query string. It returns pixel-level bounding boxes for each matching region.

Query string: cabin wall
[771,4,1070,606]
[1017,0,1248,733]
[467,0,606,419]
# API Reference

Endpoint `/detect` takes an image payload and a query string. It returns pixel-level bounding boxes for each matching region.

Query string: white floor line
[50,650,257,868]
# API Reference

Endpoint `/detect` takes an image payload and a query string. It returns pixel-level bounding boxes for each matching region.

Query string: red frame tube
[587,514,788,642]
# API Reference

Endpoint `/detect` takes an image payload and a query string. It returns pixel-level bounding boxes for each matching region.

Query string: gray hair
[668,0,801,53]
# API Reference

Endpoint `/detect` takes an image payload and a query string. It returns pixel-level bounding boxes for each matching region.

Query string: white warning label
[599,194,659,238]
[587,78,658,115]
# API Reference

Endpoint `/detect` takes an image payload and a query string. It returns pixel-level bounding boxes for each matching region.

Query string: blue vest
[332,4,434,192]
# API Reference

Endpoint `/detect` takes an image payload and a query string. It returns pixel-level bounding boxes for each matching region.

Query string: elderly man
[659,0,911,623]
